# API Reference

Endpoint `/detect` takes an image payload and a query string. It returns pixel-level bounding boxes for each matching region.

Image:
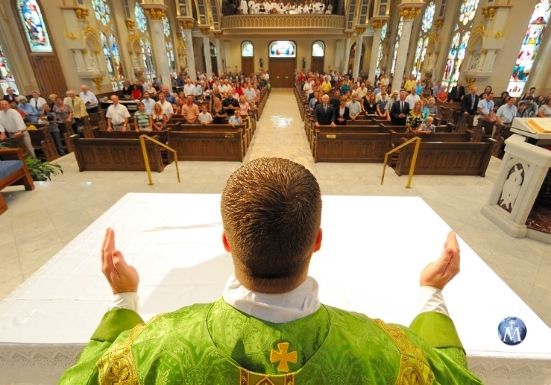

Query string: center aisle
[244,88,316,172]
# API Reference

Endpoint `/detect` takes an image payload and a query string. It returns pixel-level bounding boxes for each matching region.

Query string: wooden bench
[28,126,59,162]
[314,128,392,162]
[0,148,35,214]
[167,126,245,161]
[394,139,495,176]
[72,136,165,172]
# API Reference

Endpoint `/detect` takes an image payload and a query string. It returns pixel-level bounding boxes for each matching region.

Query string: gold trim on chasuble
[98,324,145,385]
[374,320,435,385]
[239,369,295,385]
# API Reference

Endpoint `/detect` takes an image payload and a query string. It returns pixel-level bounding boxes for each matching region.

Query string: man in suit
[462,85,479,116]
[390,90,410,125]
[314,94,336,127]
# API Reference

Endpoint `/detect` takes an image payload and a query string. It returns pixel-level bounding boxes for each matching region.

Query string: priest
[59,157,482,385]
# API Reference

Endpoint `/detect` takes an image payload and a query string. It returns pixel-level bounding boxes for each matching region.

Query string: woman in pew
[151,103,168,131]
[229,109,242,126]
[335,99,350,126]
[212,96,228,124]
[238,95,250,119]
[363,93,377,116]
[375,91,390,121]
[134,102,152,132]
[406,100,424,132]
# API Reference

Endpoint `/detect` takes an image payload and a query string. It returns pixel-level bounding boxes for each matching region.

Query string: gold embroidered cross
[270,342,297,373]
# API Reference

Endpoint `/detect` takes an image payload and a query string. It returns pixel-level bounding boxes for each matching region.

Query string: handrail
[380,136,421,189]
[139,134,181,186]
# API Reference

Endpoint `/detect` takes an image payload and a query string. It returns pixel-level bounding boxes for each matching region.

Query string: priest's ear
[222,231,231,252]
[313,228,322,253]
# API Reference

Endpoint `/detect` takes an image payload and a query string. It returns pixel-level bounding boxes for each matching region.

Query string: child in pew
[415,116,436,134]
[23,117,37,131]
[198,105,213,125]
[46,115,65,155]
[229,109,242,126]
[134,102,152,132]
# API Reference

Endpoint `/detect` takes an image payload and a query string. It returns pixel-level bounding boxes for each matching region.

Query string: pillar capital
[142,3,168,20]
[178,17,195,30]
[125,18,136,30]
[398,2,423,20]
[370,17,388,30]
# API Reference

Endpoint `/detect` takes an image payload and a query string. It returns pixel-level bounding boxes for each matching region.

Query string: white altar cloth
[0,193,550,385]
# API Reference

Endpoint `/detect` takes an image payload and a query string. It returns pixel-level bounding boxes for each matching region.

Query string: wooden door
[29,56,67,96]
[269,58,296,88]
[241,57,254,77]
[311,57,324,73]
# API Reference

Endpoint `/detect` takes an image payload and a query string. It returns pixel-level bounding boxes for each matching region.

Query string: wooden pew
[28,126,59,161]
[72,136,165,172]
[167,126,245,161]
[0,148,35,215]
[394,139,495,176]
[314,128,392,162]
[93,129,169,144]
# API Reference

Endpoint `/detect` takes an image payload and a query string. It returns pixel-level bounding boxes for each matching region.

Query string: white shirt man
[347,98,362,119]
[141,93,156,115]
[0,100,35,157]
[496,98,518,125]
[244,86,257,104]
[79,85,99,111]
[29,91,47,112]
[157,98,174,118]
[106,96,130,131]
[198,110,213,124]
[405,91,421,109]
[183,81,196,97]
[303,80,313,97]
[195,83,203,98]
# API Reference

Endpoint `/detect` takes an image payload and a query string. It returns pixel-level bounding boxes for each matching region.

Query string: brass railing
[139,135,181,186]
[380,137,421,189]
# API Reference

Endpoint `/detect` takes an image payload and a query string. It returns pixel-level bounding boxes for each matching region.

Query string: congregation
[236,0,334,14]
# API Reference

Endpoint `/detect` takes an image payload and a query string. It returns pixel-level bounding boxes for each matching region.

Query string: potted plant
[0,141,63,181]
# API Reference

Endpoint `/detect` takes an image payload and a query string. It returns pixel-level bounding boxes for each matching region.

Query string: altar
[0,193,550,385]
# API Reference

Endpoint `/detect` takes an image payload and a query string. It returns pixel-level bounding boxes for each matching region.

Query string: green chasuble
[59,299,483,385]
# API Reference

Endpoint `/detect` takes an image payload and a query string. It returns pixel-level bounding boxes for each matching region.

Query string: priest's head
[221,158,322,294]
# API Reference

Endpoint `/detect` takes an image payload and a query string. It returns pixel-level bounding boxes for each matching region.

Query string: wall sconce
[259,58,264,68]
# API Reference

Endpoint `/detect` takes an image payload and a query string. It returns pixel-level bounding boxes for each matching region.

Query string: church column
[342,35,353,73]
[178,18,197,81]
[214,36,223,76]
[352,32,364,80]
[368,17,388,82]
[202,32,213,78]
[392,2,423,89]
[334,40,343,71]
[142,3,171,86]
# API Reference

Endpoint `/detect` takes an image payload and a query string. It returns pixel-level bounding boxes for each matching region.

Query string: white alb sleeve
[418,286,449,316]
[108,292,139,312]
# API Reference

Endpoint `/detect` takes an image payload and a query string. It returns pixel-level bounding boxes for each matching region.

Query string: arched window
[390,17,404,76]
[93,0,123,90]
[135,1,148,33]
[507,0,550,97]
[375,23,388,79]
[312,41,325,57]
[241,41,254,57]
[0,44,19,94]
[162,16,176,74]
[17,0,52,53]
[412,1,436,80]
[441,0,481,90]
[269,41,296,58]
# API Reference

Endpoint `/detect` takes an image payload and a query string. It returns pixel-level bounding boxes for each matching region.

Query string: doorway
[269,58,296,87]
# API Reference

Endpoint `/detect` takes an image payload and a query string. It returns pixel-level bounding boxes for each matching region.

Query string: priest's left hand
[101,228,140,294]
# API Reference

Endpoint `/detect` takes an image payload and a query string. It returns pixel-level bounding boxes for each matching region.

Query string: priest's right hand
[101,228,139,294]
[419,231,460,290]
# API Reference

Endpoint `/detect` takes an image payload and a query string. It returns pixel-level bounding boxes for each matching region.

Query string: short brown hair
[221,158,322,281]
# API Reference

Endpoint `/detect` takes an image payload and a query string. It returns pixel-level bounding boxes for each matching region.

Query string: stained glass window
[269,41,296,58]
[507,0,550,97]
[441,0,480,90]
[0,44,18,94]
[241,41,254,57]
[390,17,404,76]
[375,22,388,79]
[162,17,176,73]
[163,17,171,37]
[135,2,148,33]
[92,0,110,26]
[312,41,325,57]
[17,0,53,53]
[141,40,156,82]
[412,1,436,79]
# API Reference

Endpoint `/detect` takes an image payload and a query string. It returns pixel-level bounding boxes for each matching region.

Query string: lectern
[481,117,551,243]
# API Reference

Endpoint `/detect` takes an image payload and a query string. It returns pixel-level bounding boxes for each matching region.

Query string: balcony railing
[221,14,345,35]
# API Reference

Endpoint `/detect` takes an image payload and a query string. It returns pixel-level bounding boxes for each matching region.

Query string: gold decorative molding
[74,7,89,21]
[178,17,195,30]
[355,26,366,34]
[144,8,166,20]
[399,7,422,20]
[199,26,212,35]
[370,18,388,30]
[125,18,136,30]
[434,18,444,29]
[92,76,104,91]
[494,31,505,39]
[465,76,476,86]
[220,15,346,35]
[65,31,78,40]
[482,7,497,19]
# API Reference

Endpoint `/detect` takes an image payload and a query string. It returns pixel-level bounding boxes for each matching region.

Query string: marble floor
[1,88,550,327]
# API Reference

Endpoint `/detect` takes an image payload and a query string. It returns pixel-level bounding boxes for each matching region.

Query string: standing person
[151,103,168,131]
[238,95,250,119]
[2,87,18,103]
[80,84,99,114]
[157,93,175,119]
[363,94,377,115]
[198,104,213,125]
[106,95,130,132]
[29,91,47,113]
[496,97,517,127]
[537,97,551,117]
[406,100,424,132]
[211,96,228,123]
[58,157,482,385]
[462,85,480,126]
[134,102,152,132]
[375,91,390,121]
[17,96,40,124]
[181,96,200,124]
[228,109,242,126]
[477,92,496,134]
[335,99,350,125]
[141,92,156,115]
[45,115,65,155]
[313,94,336,127]
[65,90,89,135]
[390,90,410,125]
[0,99,35,157]
[423,97,439,119]
[52,96,73,136]
[347,96,362,121]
